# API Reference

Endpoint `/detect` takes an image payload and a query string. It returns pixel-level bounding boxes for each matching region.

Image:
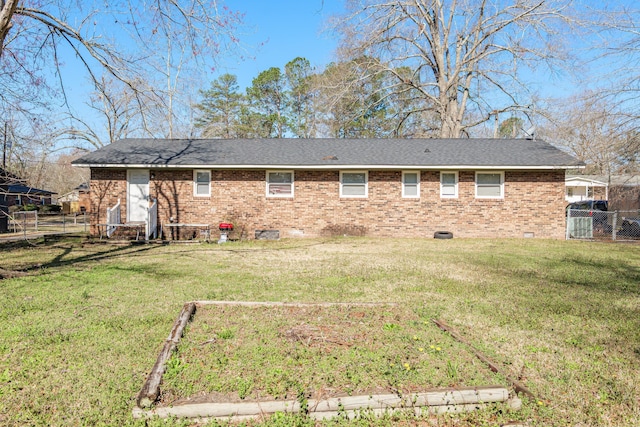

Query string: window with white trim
[266,171,294,197]
[194,170,211,197]
[402,171,420,198]
[340,171,368,197]
[475,172,504,198]
[440,171,458,198]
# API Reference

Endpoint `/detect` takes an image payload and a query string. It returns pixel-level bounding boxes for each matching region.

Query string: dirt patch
[155,303,505,408]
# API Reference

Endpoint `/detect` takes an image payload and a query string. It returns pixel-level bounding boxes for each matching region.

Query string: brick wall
[90,169,127,235]
[89,168,567,239]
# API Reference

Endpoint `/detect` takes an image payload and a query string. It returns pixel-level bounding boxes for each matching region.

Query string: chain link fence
[566,209,640,241]
[5,211,89,236]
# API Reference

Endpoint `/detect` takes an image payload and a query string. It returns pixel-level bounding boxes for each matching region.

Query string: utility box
[255,230,280,240]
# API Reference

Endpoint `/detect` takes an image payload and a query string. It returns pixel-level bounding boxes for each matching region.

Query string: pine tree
[194,74,245,138]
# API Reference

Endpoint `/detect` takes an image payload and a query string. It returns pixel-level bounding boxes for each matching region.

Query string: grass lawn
[0,237,639,426]
[158,303,505,407]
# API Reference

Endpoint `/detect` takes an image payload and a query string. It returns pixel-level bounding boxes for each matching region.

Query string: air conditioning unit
[568,217,593,239]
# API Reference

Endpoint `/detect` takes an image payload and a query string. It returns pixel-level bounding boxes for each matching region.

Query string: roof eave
[73,163,584,170]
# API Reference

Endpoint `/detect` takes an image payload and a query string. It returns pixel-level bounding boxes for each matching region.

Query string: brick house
[3,184,56,208]
[72,138,583,240]
[1,168,57,232]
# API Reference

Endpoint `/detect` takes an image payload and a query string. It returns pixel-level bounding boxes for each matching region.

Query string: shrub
[20,204,39,212]
[40,204,62,213]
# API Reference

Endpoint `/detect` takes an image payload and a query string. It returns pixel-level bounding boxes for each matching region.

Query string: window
[475,172,504,198]
[402,171,420,198]
[440,172,458,198]
[266,171,294,197]
[340,171,368,197]
[194,170,211,197]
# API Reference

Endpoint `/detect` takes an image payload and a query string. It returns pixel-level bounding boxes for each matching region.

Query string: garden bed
[134,301,513,421]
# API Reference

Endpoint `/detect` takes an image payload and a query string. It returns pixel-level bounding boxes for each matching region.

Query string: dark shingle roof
[6,185,56,195]
[72,138,583,169]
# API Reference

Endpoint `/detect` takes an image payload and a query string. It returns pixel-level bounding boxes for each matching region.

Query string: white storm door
[127,169,149,223]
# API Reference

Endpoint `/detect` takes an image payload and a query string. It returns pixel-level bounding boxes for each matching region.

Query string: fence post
[35,210,38,232]
[565,209,571,240]
[612,211,618,241]
[63,213,66,232]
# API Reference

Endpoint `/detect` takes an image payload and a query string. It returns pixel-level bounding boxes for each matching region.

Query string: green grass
[160,304,502,405]
[0,237,639,426]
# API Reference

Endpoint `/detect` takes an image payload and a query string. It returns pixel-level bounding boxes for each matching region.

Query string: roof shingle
[72,138,583,169]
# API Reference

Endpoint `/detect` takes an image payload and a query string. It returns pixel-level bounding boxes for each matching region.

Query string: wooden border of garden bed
[133,301,518,422]
[132,386,512,421]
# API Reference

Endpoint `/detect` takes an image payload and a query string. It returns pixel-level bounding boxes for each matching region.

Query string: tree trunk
[440,96,463,138]
[0,0,19,56]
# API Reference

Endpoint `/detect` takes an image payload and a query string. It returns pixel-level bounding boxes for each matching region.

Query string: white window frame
[402,171,420,198]
[475,171,504,199]
[266,170,294,198]
[340,170,368,198]
[440,171,458,198]
[193,169,211,197]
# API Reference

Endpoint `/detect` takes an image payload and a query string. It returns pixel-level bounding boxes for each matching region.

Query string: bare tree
[33,150,90,197]
[1,115,59,187]
[331,0,573,138]
[61,77,143,150]
[314,58,439,138]
[0,0,245,144]
[545,94,632,176]
[315,59,396,138]
[575,6,640,164]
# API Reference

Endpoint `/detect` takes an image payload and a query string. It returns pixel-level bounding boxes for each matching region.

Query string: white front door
[127,169,149,223]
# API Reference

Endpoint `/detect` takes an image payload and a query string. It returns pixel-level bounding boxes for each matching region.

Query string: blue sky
[54,0,344,142]
[51,0,636,143]
[214,0,344,90]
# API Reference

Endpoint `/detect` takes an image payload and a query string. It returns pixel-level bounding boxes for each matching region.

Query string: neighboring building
[58,182,91,213]
[72,138,583,240]
[565,174,640,211]
[0,169,58,231]
[0,167,58,232]
[3,184,56,208]
[565,175,608,203]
